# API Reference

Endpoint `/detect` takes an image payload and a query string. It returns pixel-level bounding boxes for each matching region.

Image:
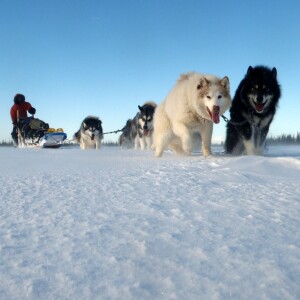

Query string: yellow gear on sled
[47,128,64,133]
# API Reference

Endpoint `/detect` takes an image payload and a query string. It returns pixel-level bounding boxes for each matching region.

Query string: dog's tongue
[255,103,264,112]
[212,113,220,124]
[143,129,149,136]
[211,105,220,124]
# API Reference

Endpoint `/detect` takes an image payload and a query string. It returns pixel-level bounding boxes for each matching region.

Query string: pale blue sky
[1,0,299,143]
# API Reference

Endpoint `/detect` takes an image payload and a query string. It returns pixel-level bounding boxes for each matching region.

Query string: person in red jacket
[10,93,36,145]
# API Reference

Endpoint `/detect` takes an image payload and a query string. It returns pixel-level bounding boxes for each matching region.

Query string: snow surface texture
[0,146,299,300]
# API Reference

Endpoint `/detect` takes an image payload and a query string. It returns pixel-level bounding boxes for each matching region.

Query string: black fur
[225,66,281,155]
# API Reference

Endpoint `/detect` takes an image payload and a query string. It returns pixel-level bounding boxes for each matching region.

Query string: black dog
[225,66,281,155]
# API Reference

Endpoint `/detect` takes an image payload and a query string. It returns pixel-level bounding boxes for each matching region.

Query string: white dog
[153,72,231,157]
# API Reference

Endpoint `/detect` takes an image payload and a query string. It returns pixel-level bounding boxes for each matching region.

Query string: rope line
[103,129,123,135]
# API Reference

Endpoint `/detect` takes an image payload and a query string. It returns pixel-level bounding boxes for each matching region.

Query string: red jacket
[10,102,33,124]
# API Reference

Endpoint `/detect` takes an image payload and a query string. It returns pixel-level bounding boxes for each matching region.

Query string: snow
[0,145,300,300]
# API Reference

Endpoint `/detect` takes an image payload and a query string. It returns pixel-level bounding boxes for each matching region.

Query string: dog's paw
[203,149,212,157]
[182,143,192,155]
[155,148,163,157]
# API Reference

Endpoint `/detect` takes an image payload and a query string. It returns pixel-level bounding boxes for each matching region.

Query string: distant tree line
[266,133,300,145]
[1,133,300,147]
[102,140,119,146]
[0,140,13,147]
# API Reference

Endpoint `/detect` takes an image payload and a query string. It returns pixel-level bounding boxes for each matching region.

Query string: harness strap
[221,113,262,134]
[221,115,248,126]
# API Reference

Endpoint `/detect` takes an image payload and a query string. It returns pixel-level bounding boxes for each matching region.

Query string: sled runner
[17,117,67,148]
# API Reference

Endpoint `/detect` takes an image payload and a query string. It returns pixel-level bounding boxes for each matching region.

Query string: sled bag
[29,118,49,130]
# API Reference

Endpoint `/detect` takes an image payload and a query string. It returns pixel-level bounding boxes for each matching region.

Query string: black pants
[11,125,18,145]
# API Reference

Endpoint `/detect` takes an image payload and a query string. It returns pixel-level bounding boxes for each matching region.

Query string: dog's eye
[206,96,211,99]
[264,88,270,94]
[218,95,222,99]
[262,85,269,92]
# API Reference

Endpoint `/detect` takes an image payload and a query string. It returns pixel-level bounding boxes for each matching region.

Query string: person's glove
[28,107,36,115]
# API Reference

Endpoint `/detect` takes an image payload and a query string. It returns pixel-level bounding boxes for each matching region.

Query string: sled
[40,131,67,148]
[16,116,67,148]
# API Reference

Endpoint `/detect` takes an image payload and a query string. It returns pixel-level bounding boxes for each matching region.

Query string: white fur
[136,117,153,150]
[79,131,102,150]
[76,117,103,150]
[153,72,231,157]
[135,134,152,150]
[242,114,273,155]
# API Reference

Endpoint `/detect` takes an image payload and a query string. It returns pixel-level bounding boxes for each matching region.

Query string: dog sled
[17,116,67,148]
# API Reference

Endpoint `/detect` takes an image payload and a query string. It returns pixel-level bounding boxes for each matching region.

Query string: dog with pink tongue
[153,72,231,157]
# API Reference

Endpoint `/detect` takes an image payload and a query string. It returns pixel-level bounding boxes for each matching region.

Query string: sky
[1,0,300,143]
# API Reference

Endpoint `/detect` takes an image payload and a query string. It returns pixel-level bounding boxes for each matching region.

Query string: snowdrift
[0,146,299,299]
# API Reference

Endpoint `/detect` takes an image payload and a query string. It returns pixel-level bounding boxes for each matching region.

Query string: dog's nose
[213,105,220,113]
[143,125,148,129]
[256,95,263,103]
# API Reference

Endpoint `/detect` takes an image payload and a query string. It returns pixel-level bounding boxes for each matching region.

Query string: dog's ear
[138,105,144,112]
[197,77,209,90]
[219,76,230,89]
[83,122,87,129]
[272,67,277,79]
[240,86,246,100]
[98,120,102,129]
[247,66,253,76]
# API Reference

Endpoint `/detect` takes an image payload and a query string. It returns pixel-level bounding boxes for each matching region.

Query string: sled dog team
[77,65,280,156]
[12,65,281,156]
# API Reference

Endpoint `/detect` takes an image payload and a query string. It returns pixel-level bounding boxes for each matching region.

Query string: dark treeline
[0,140,14,147]
[103,133,300,146]
[1,133,300,147]
[102,141,119,146]
[266,133,300,145]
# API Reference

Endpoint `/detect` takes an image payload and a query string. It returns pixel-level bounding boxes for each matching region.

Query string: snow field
[0,146,299,299]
